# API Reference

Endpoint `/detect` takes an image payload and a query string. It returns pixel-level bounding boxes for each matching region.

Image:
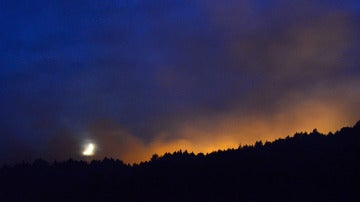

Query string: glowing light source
[82,143,95,156]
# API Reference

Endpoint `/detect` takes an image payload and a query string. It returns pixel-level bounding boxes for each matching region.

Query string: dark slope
[1,121,359,202]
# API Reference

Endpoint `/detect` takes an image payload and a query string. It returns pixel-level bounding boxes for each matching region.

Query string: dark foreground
[1,122,359,202]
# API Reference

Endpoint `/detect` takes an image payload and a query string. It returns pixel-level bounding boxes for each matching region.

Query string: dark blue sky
[1,0,360,163]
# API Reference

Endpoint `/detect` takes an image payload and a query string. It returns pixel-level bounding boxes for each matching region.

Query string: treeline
[1,121,359,201]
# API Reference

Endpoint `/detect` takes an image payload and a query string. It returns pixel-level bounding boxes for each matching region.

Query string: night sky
[1,0,360,164]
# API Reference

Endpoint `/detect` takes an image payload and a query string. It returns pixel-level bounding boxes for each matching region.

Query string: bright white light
[82,143,95,156]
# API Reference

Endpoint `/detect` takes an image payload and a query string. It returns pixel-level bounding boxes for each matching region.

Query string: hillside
[1,121,359,202]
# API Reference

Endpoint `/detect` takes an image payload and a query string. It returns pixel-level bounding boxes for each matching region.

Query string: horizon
[1,0,360,165]
[1,120,359,166]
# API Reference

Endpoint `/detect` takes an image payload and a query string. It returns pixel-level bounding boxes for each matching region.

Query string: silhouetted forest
[1,121,359,202]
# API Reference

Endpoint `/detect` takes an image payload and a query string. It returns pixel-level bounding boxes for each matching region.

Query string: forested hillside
[1,121,359,201]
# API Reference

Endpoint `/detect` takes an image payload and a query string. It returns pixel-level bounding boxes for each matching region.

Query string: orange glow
[111,92,359,164]
[83,80,360,164]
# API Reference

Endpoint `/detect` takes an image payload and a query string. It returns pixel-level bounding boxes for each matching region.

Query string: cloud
[0,0,359,163]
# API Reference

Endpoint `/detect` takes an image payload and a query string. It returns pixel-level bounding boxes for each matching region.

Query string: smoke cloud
[0,0,359,163]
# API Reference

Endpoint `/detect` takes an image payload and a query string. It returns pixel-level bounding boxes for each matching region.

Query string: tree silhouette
[0,121,359,201]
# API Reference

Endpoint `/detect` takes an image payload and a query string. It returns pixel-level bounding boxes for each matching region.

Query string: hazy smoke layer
[0,0,359,163]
